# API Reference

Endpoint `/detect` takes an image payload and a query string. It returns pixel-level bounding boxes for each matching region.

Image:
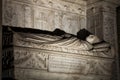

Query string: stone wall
[2,0,87,35]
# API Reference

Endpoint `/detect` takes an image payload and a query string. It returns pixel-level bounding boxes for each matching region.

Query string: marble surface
[2,0,119,79]
[13,68,111,80]
[2,29,114,80]
[86,1,119,79]
[2,46,114,80]
[2,0,87,35]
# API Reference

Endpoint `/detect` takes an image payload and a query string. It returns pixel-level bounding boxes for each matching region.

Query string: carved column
[87,0,120,80]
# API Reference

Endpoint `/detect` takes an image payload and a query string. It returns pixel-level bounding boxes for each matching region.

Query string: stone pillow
[86,35,102,44]
[92,47,109,52]
[93,42,110,49]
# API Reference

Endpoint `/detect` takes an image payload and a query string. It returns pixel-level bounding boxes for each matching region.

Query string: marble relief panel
[61,13,80,34]
[61,14,81,34]
[24,5,34,28]
[2,0,33,28]
[34,6,82,34]
[34,7,55,31]
[3,0,86,34]
[14,0,86,15]
[53,0,86,15]
[3,0,19,26]
[54,11,82,34]
[14,47,48,70]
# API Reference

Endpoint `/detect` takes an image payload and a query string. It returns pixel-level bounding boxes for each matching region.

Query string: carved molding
[87,0,120,6]
[14,68,111,80]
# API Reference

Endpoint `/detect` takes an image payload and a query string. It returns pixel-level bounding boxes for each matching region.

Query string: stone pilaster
[87,0,120,80]
[87,1,103,39]
[87,0,119,49]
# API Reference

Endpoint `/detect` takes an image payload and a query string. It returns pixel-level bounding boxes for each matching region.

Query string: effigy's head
[86,35,102,44]
[77,29,103,44]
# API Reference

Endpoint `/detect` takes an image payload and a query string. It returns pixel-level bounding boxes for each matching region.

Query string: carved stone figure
[2,26,114,80]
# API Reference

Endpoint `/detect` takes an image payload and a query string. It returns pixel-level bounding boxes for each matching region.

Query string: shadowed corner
[2,26,15,80]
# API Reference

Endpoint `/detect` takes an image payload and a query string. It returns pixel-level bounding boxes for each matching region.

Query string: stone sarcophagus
[2,26,115,80]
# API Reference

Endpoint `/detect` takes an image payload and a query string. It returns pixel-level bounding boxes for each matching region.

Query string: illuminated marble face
[86,35,101,44]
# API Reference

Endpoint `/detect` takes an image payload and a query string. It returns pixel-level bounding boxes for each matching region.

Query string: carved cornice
[87,0,118,14]
[62,0,87,6]
[87,0,120,6]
